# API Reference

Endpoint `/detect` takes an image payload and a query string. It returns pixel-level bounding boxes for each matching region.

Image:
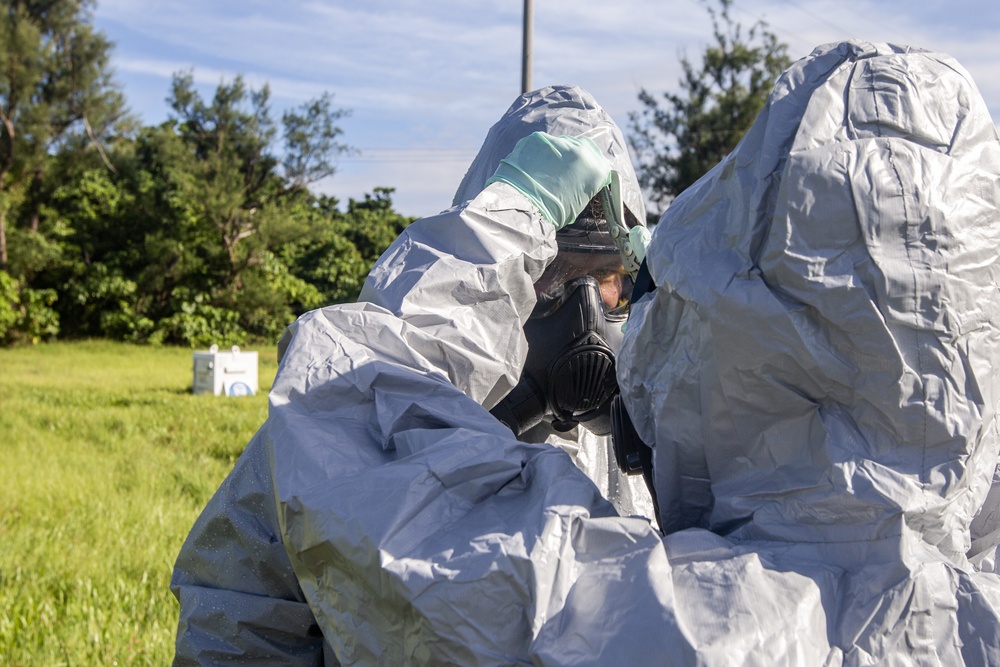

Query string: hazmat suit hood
[453,84,646,225]
[619,40,1000,566]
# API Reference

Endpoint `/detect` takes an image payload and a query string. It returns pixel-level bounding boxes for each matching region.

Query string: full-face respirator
[491,174,648,440]
[489,204,633,437]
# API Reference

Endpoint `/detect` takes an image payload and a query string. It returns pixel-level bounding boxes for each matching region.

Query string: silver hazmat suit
[173,42,1000,665]
[172,84,652,665]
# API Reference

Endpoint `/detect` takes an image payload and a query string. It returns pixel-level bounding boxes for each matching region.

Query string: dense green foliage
[0,1,412,347]
[0,340,278,664]
[629,0,791,215]
[0,0,125,266]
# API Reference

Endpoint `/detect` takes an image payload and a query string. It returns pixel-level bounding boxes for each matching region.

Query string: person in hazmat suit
[171,83,654,664]
[451,85,655,521]
[172,40,1000,665]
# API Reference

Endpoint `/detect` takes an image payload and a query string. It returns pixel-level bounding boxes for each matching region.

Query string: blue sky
[92,0,1000,218]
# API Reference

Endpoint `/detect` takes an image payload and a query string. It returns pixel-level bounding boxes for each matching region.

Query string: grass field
[0,340,278,665]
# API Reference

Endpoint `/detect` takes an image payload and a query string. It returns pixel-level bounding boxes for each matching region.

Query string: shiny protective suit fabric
[453,85,646,225]
[172,44,1000,665]
[617,40,1000,663]
[171,429,338,666]
[267,183,687,665]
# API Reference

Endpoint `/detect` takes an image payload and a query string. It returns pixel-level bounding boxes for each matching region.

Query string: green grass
[0,340,278,665]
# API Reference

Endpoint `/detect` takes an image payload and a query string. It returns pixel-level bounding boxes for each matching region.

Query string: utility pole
[521,0,533,94]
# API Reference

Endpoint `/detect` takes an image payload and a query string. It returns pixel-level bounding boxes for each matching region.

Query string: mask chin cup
[610,393,651,475]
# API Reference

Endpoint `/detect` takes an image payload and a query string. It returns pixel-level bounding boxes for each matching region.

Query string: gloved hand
[487,132,612,230]
[629,225,652,264]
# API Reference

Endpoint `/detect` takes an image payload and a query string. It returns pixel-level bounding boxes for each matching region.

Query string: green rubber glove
[630,225,652,263]
[487,132,612,230]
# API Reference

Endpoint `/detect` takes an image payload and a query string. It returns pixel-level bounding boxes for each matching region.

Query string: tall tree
[166,72,278,279]
[0,0,124,268]
[165,74,355,286]
[143,73,368,343]
[629,0,790,214]
[282,92,353,188]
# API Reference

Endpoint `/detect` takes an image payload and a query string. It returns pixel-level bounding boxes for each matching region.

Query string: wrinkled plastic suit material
[172,41,1000,665]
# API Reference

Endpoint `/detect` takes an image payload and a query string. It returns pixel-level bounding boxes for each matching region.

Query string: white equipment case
[192,344,258,396]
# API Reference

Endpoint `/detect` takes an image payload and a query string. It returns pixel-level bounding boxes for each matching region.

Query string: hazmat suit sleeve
[170,429,338,666]
[266,182,692,665]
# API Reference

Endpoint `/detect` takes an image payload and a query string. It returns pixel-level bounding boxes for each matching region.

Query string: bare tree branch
[82,113,117,174]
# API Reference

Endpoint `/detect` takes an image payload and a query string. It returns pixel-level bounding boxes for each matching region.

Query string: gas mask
[490,205,635,438]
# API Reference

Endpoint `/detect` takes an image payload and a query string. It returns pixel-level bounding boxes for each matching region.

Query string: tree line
[0,0,413,346]
[0,0,788,347]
